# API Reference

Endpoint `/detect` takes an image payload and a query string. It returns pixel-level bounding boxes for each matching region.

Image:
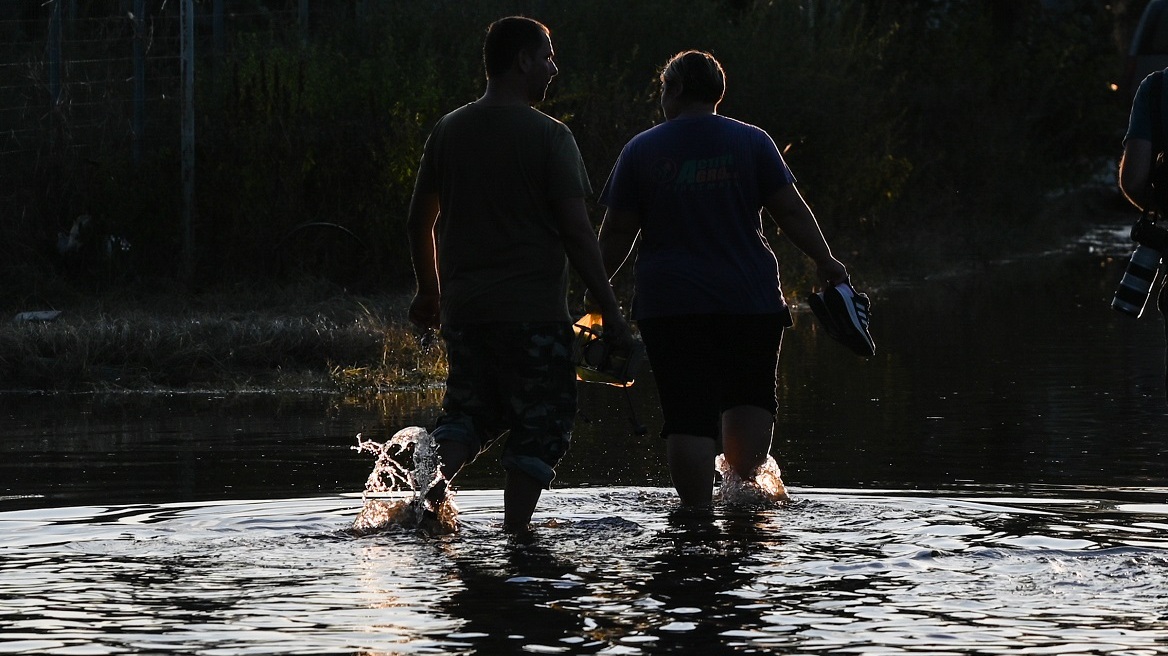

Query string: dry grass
[0,283,446,393]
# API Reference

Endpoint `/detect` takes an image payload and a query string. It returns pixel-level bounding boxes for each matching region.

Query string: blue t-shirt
[599,114,796,319]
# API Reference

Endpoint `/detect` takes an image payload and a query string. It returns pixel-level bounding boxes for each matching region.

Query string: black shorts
[637,313,787,440]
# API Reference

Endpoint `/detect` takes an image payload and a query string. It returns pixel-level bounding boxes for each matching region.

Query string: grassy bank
[0,281,445,394]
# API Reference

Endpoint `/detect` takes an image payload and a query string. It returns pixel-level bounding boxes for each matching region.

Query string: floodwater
[4,220,1168,655]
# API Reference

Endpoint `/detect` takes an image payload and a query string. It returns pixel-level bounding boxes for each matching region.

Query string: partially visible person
[1119,67,1168,402]
[1119,68,1168,213]
[594,50,860,506]
[406,16,629,532]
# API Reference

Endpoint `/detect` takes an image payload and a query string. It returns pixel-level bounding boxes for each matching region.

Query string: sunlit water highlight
[350,426,458,536]
[716,453,789,505]
[347,426,792,538]
[2,487,1168,655]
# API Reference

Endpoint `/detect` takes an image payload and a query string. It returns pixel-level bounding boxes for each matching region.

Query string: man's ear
[515,48,533,74]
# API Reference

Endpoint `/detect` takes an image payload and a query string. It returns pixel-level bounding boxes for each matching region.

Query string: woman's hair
[660,50,725,105]
[483,16,550,79]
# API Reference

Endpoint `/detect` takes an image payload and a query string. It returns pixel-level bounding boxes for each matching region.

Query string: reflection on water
[771,228,1168,493]
[2,488,1168,655]
[4,220,1168,653]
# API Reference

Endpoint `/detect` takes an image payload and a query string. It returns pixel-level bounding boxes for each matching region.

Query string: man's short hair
[661,50,726,105]
[483,16,550,79]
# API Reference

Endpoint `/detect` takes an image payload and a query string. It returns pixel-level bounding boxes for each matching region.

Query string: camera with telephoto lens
[1112,215,1168,318]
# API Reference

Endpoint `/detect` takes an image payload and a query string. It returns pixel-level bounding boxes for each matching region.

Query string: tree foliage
[0,0,1134,298]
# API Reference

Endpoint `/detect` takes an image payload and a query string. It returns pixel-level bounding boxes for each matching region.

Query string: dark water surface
[3,221,1168,654]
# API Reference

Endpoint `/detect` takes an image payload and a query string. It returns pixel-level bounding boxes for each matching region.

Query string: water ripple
[2,487,1168,655]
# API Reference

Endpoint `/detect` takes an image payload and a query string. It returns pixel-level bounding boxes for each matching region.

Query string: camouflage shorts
[432,321,577,487]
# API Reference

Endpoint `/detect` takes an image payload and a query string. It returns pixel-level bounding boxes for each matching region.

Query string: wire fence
[1,3,310,164]
[8,3,159,162]
[0,1,346,284]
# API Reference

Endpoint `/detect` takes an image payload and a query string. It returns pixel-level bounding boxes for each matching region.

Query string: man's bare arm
[406,191,442,329]
[551,197,630,340]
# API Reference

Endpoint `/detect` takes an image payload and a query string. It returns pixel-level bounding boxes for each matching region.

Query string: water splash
[350,426,458,536]
[715,454,789,506]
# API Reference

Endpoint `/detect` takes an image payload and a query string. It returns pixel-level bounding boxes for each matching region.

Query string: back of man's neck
[477,80,531,107]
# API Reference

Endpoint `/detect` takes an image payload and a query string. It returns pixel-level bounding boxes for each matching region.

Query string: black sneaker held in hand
[807,279,875,358]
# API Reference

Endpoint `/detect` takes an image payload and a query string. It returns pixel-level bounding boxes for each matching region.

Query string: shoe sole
[824,286,875,357]
[807,291,843,339]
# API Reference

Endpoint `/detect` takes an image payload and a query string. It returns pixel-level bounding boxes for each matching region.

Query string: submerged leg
[666,433,718,506]
[503,469,544,532]
[425,439,473,509]
[720,404,774,479]
[718,404,788,504]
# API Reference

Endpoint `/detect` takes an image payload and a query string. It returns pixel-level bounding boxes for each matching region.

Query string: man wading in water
[406,16,629,532]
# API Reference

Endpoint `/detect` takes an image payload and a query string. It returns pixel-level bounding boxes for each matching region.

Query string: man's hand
[578,291,631,344]
[409,292,440,330]
[599,309,633,349]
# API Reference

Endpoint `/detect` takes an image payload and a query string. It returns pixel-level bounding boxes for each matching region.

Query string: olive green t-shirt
[414,103,592,325]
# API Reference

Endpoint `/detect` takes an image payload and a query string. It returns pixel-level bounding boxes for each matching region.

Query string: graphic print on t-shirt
[652,154,739,191]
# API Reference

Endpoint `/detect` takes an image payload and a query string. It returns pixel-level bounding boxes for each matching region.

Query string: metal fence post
[48,0,62,128]
[132,0,146,165]
[213,0,225,59]
[181,0,196,279]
